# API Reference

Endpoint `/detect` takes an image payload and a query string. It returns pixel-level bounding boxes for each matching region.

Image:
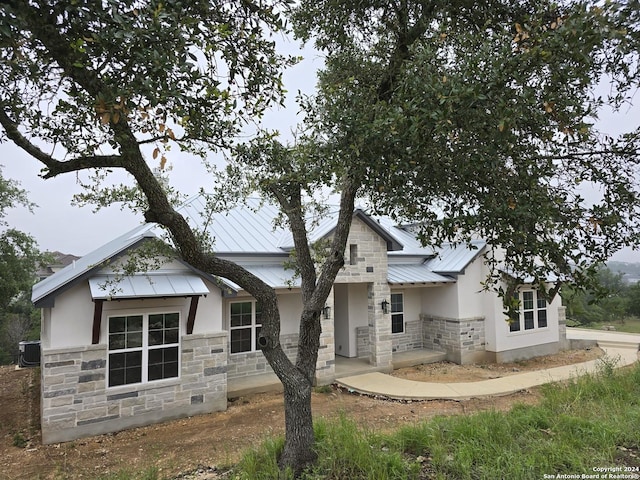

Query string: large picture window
[108,312,180,387]
[509,290,548,333]
[391,292,404,334]
[230,300,262,353]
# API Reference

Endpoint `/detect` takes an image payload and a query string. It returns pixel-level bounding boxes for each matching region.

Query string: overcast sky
[1,37,639,263]
[1,38,321,256]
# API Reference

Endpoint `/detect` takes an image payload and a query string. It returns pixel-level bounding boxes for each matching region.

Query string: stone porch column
[315,288,336,384]
[368,281,393,370]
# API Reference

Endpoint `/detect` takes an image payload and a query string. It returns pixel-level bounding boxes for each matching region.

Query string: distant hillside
[607,261,640,284]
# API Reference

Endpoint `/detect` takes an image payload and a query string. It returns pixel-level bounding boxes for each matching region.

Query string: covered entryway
[333,283,369,358]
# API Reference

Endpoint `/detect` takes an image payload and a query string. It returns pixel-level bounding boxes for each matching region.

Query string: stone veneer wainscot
[41,332,227,444]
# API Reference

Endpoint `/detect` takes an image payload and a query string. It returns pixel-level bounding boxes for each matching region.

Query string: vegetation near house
[1,0,640,474]
[0,168,46,364]
[562,264,640,332]
[235,362,640,479]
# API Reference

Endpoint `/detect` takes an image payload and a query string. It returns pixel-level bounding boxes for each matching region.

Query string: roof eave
[32,235,155,308]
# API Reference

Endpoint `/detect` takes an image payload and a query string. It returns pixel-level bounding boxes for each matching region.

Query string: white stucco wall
[421,283,460,318]
[454,259,485,318]
[346,283,369,356]
[222,290,303,335]
[484,284,562,354]
[334,284,350,356]
[192,278,224,334]
[45,256,225,349]
[396,288,422,324]
[40,308,51,348]
[482,283,501,352]
[276,291,304,335]
[48,282,96,348]
[419,257,488,321]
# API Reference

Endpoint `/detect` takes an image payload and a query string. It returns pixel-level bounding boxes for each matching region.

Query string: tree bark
[1,4,362,475]
[280,377,316,472]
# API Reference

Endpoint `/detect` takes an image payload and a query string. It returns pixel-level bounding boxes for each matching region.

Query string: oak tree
[2,0,640,474]
[292,0,640,298]
[0,0,336,471]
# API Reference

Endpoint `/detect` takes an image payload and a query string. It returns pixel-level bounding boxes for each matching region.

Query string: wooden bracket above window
[186,295,200,335]
[92,299,104,344]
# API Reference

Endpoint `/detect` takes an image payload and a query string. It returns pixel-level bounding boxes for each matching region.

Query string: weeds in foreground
[233,363,640,479]
[12,431,27,448]
[95,466,159,480]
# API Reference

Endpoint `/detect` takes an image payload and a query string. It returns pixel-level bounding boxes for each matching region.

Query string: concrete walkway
[335,329,640,401]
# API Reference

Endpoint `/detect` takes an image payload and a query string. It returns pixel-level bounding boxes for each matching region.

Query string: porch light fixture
[381,299,389,314]
[322,305,331,319]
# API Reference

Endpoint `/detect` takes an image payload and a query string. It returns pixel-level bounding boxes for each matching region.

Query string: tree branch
[0,106,125,178]
[0,107,59,166]
[543,148,639,160]
[377,2,436,101]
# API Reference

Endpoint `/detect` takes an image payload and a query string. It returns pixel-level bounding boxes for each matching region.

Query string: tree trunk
[278,377,317,474]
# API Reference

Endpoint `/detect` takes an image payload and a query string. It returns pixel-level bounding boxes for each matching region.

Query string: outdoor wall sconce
[322,305,331,319]
[381,299,389,314]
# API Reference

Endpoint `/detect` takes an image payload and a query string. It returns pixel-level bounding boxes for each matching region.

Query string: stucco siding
[49,283,95,348]
[421,283,460,318]
[334,283,369,357]
[455,259,485,318]
[276,292,304,335]
[192,279,224,334]
[486,286,562,355]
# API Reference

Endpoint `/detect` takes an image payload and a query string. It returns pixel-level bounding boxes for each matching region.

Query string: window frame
[390,292,405,334]
[509,289,548,333]
[229,299,262,354]
[106,309,181,389]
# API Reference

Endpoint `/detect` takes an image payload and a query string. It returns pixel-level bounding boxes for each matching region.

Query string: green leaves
[293,0,640,290]
[0,167,44,312]
[0,0,294,161]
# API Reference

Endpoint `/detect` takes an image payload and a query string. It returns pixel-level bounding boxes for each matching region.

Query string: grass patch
[579,316,640,333]
[234,364,640,479]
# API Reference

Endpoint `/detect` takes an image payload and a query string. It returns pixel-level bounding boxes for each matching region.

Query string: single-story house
[32,196,567,443]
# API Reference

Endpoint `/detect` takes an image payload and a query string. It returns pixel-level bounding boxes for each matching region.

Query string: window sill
[506,327,549,337]
[230,350,262,356]
[106,376,181,393]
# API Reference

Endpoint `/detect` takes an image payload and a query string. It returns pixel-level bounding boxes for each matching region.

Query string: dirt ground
[0,347,602,480]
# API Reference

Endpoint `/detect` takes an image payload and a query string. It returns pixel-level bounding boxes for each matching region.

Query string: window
[391,293,404,334]
[108,312,180,387]
[509,290,547,333]
[349,244,358,265]
[230,301,262,353]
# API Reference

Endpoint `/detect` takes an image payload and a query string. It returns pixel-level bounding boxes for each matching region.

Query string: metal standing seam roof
[176,196,289,254]
[32,194,490,302]
[31,223,157,305]
[387,264,455,284]
[88,274,209,300]
[221,264,301,290]
[424,240,487,274]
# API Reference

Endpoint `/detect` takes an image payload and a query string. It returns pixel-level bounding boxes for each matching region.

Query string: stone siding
[227,332,298,380]
[422,315,486,364]
[334,216,393,370]
[316,299,336,383]
[391,319,423,353]
[356,326,370,358]
[557,306,570,350]
[41,332,227,444]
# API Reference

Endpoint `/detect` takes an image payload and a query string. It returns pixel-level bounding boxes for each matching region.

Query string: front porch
[227,348,446,398]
